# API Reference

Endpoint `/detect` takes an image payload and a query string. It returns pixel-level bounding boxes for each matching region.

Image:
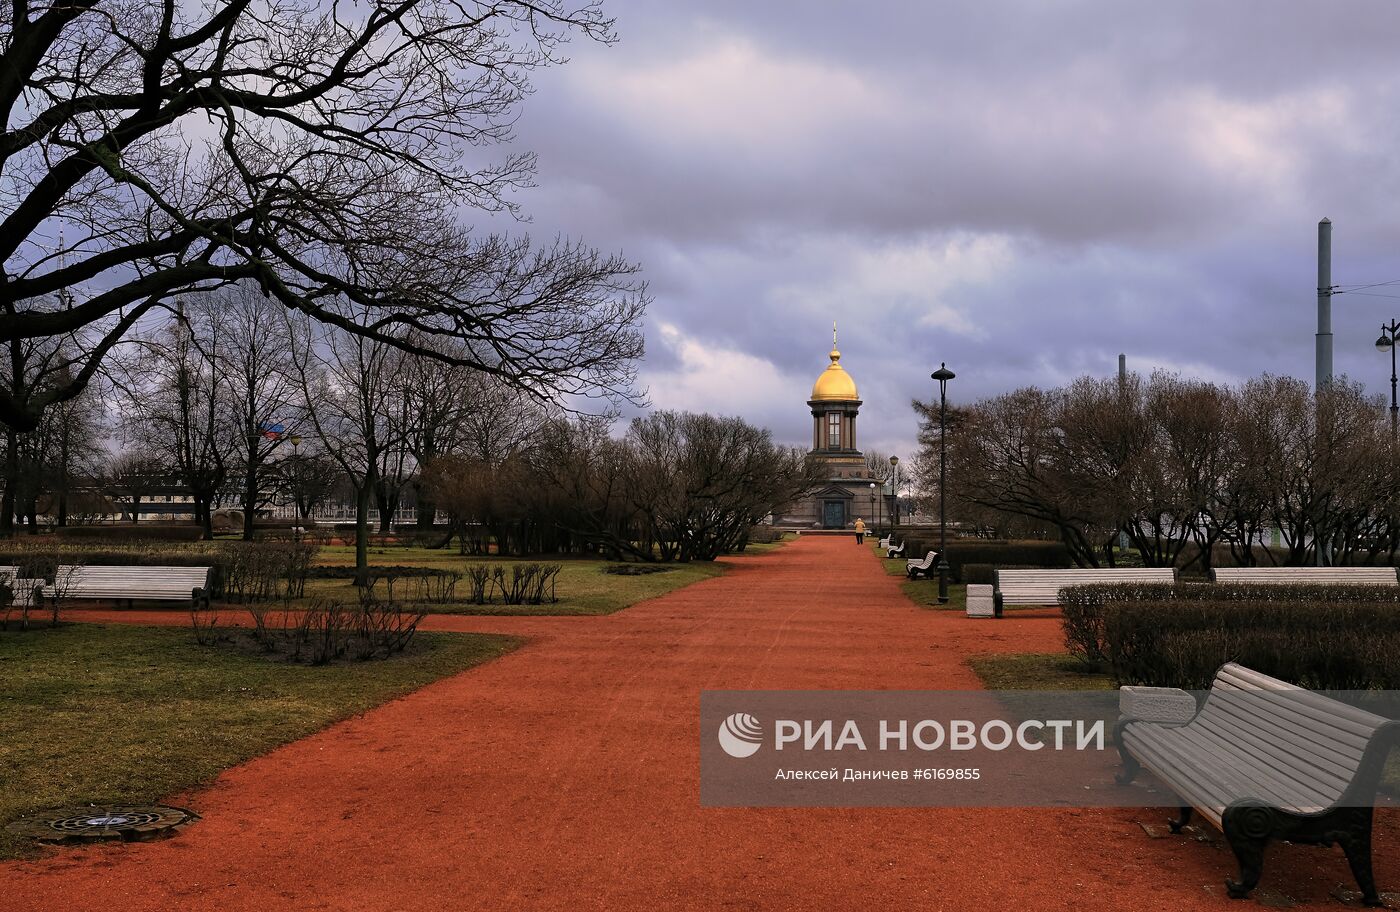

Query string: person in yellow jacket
[853,517,866,545]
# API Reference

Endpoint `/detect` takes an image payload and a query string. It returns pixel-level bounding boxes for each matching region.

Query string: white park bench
[886,540,906,559]
[43,565,212,606]
[992,567,1176,615]
[905,551,938,579]
[1115,663,1397,904]
[1211,566,1400,586]
[877,535,891,550]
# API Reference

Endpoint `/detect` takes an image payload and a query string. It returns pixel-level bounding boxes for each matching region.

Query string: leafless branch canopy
[0,0,646,429]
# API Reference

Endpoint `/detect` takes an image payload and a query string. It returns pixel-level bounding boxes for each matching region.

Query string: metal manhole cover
[5,805,199,844]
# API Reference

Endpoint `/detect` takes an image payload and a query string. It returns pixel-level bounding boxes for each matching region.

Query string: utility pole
[1315,218,1333,565]
[1117,353,1130,557]
[1316,218,1333,391]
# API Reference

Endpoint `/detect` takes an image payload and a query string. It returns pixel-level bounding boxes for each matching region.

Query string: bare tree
[111,300,232,535]
[0,0,646,432]
[290,318,406,580]
[214,283,302,539]
[105,451,167,523]
[624,412,818,562]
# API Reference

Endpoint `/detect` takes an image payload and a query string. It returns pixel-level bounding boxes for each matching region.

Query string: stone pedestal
[966,584,995,618]
[1118,686,1197,724]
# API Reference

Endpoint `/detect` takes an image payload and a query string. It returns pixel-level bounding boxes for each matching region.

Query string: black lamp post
[1376,321,1400,440]
[870,482,879,535]
[888,455,899,527]
[931,363,956,604]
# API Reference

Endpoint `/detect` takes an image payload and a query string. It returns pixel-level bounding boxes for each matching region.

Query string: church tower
[787,325,878,529]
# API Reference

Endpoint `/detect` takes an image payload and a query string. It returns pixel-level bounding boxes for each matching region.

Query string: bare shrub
[189,590,220,646]
[420,570,462,605]
[465,565,491,604]
[353,589,427,659]
[282,542,319,598]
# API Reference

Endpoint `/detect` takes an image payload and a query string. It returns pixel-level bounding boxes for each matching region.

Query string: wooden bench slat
[1188,714,1357,799]
[1212,567,1399,585]
[994,568,1176,606]
[1126,726,1333,814]
[49,566,211,602]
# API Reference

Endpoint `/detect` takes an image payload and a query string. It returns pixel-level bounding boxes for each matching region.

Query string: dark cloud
[485,1,1400,457]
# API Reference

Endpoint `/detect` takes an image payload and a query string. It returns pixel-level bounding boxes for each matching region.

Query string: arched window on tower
[827,412,841,449]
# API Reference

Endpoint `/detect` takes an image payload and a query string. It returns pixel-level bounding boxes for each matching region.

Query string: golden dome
[811,347,859,401]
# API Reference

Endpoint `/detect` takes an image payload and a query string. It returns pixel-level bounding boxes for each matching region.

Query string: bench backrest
[1189,663,1396,808]
[54,565,211,600]
[908,551,936,567]
[994,568,1176,605]
[1211,566,1400,586]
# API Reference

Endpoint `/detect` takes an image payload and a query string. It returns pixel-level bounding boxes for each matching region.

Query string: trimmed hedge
[960,563,1044,585]
[55,524,204,542]
[894,539,1071,582]
[1060,582,1400,665]
[1104,599,1400,690]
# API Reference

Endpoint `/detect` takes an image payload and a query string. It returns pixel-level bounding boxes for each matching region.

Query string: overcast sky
[494,0,1400,458]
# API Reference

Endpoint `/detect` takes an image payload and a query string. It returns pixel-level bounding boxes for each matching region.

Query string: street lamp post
[288,434,304,540]
[870,483,878,536]
[931,363,956,604]
[1376,321,1400,440]
[888,455,899,527]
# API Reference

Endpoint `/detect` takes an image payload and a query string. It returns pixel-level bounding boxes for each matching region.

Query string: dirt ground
[2,535,1394,911]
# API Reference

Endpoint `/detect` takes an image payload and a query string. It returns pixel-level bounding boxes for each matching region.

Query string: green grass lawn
[730,533,793,555]
[305,547,725,615]
[0,623,520,859]
[967,653,1114,690]
[868,542,967,610]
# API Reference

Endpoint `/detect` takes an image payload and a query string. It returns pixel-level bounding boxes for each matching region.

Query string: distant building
[777,333,879,529]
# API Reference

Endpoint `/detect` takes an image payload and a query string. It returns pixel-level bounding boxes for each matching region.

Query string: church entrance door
[822,500,846,529]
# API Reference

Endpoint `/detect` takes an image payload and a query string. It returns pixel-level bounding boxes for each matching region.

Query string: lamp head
[1378,333,1394,353]
[931,362,956,396]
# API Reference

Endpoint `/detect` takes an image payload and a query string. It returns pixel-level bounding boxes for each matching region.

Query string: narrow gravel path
[2,535,1393,910]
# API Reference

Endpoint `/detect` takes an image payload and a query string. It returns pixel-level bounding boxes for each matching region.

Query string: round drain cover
[5,805,199,844]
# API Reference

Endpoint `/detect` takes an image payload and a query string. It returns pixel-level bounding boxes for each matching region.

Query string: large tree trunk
[0,431,15,536]
[196,495,214,539]
[375,486,395,533]
[416,494,437,529]
[242,442,259,541]
[354,482,372,586]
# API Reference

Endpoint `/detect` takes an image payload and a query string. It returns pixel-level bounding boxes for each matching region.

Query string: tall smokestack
[1316,218,1333,391]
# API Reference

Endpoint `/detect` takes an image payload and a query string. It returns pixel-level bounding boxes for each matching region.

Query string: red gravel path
[2,536,1394,910]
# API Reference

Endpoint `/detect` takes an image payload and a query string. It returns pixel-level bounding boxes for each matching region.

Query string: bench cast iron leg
[1168,806,1193,834]
[1112,726,1139,786]
[1222,803,1273,900]
[1336,807,1381,907]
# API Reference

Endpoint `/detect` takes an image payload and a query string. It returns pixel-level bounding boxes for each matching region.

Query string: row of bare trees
[915,372,1400,570]
[424,411,819,562]
[1,0,658,546]
[2,0,644,434]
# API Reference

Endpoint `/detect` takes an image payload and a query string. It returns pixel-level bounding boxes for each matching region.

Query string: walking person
[853,517,866,545]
